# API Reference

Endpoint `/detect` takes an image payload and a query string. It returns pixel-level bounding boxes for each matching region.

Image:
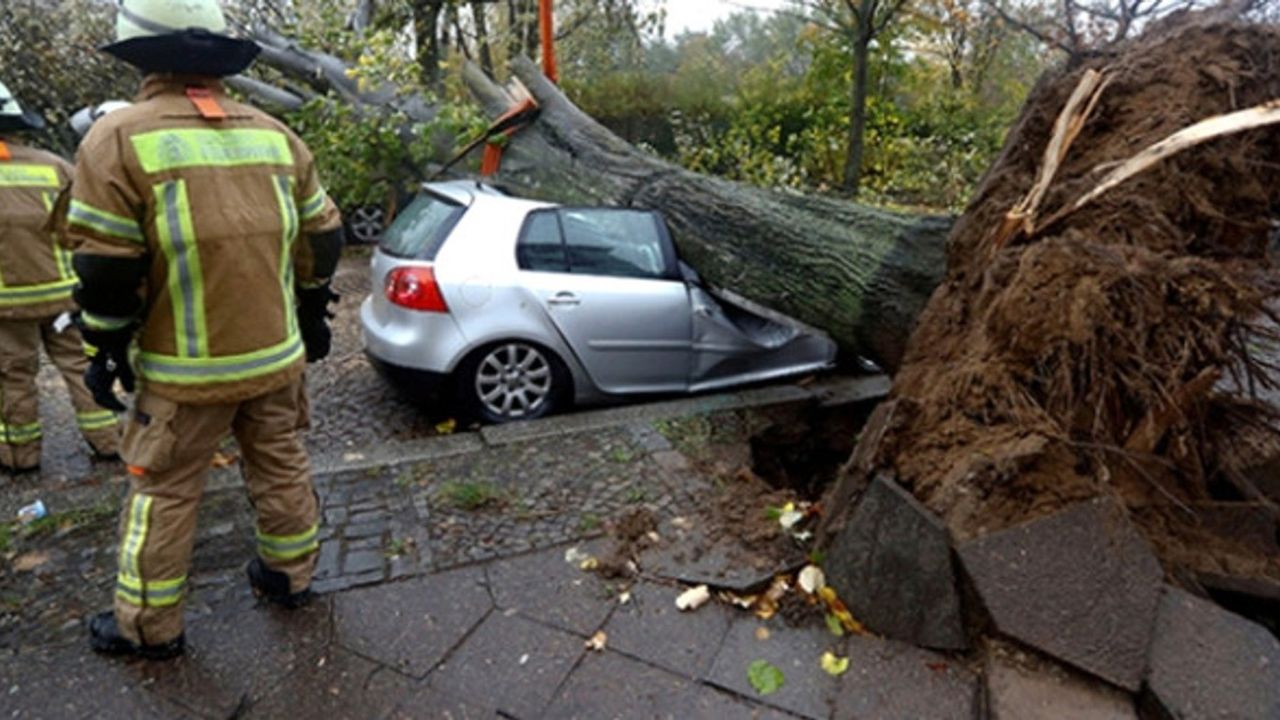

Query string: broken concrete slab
[603,581,733,677]
[958,499,1163,691]
[333,566,491,678]
[545,650,795,719]
[985,645,1136,720]
[486,543,614,636]
[640,518,806,594]
[825,474,967,650]
[1144,586,1280,720]
[832,634,979,720]
[244,646,414,719]
[428,612,584,719]
[705,618,844,719]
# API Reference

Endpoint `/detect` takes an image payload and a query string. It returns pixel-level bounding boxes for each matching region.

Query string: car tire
[455,341,571,424]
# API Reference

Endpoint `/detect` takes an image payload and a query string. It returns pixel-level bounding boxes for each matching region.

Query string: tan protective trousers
[113,379,319,646]
[0,316,121,470]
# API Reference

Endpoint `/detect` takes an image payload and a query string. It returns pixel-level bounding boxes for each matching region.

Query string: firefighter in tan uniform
[0,81,120,474]
[71,0,344,659]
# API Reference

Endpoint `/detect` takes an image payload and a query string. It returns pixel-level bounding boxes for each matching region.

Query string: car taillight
[385,266,449,312]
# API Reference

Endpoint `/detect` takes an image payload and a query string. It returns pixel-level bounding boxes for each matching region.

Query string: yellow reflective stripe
[131,128,294,173]
[81,311,135,331]
[67,201,144,243]
[116,574,186,607]
[273,175,299,336]
[0,422,42,444]
[299,188,327,220]
[154,180,209,358]
[76,410,119,431]
[139,335,304,385]
[257,523,319,560]
[0,279,76,307]
[41,192,75,280]
[118,494,153,580]
[0,164,59,187]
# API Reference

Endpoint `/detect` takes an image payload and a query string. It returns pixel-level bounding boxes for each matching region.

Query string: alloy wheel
[474,343,553,420]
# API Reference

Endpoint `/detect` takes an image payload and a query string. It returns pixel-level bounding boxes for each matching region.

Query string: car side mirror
[679,260,703,286]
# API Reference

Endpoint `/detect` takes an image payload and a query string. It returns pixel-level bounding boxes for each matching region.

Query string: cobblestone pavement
[0,387,942,720]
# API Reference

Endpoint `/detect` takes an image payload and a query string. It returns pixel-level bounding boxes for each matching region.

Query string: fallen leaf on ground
[797,565,825,594]
[564,547,592,565]
[13,551,50,572]
[747,659,785,696]
[579,557,599,571]
[821,652,850,676]
[825,614,846,637]
[434,418,458,435]
[755,626,770,641]
[585,631,608,651]
[518,653,530,665]
[675,584,711,611]
[211,450,238,468]
[670,516,694,530]
[618,591,632,605]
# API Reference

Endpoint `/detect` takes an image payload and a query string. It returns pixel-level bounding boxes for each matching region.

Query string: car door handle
[547,292,581,307]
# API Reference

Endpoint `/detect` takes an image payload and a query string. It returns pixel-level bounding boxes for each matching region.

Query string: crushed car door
[515,208,692,394]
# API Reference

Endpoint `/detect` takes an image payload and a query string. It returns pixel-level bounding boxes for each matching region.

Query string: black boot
[0,461,39,475]
[87,611,184,660]
[247,558,312,609]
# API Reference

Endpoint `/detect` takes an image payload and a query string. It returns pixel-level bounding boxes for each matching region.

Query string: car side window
[561,209,669,280]
[517,210,569,272]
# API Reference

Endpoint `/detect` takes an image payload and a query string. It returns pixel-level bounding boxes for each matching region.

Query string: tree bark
[843,35,872,196]
[472,1,495,74]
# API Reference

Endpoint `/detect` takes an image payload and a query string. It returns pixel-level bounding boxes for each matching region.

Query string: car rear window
[378,192,466,260]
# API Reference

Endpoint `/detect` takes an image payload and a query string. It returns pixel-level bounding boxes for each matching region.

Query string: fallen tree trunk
[241,30,951,371]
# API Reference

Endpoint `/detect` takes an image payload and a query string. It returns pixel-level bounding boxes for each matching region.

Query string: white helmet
[69,101,133,138]
[103,0,259,77]
[0,80,44,132]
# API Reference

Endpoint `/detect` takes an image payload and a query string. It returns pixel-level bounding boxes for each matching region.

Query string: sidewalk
[3,378,980,720]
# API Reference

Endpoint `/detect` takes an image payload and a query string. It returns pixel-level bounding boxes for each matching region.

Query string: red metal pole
[539,0,558,83]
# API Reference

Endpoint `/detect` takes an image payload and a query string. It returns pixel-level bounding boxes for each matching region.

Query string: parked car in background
[360,181,837,424]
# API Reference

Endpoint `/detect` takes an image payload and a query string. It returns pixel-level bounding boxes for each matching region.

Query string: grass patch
[439,481,505,511]
[609,446,638,464]
[578,513,603,533]
[625,487,648,504]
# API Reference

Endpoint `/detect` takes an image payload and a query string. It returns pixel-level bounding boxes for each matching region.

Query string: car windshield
[379,191,465,260]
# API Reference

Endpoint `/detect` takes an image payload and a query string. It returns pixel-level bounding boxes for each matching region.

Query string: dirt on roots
[870,15,1280,581]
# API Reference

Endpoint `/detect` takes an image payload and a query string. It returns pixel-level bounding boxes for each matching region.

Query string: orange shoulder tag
[186,87,228,120]
[0,141,10,161]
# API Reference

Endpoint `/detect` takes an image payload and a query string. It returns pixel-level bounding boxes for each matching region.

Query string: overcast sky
[663,0,791,34]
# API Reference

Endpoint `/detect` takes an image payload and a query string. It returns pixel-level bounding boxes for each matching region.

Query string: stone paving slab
[705,617,844,720]
[543,650,794,720]
[428,612,585,719]
[243,646,416,719]
[142,595,333,718]
[958,499,1164,691]
[1,642,201,719]
[985,647,1136,720]
[387,686,500,719]
[486,543,616,636]
[640,519,806,593]
[832,634,978,720]
[333,568,492,678]
[602,581,733,678]
[826,474,966,650]
[1144,586,1280,720]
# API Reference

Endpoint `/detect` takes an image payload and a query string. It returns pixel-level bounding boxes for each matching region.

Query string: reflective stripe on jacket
[0,142,76,320]
[67,76,342,404]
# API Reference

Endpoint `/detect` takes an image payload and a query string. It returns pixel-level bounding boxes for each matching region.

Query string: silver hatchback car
[360,181,836,423]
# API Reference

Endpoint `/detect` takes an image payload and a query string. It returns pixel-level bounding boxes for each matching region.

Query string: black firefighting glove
[75,316,136,413]
[297,285,339,363]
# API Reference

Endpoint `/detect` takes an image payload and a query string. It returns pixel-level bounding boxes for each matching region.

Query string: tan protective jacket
[67,76,342,404]
[0,140,77,320]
